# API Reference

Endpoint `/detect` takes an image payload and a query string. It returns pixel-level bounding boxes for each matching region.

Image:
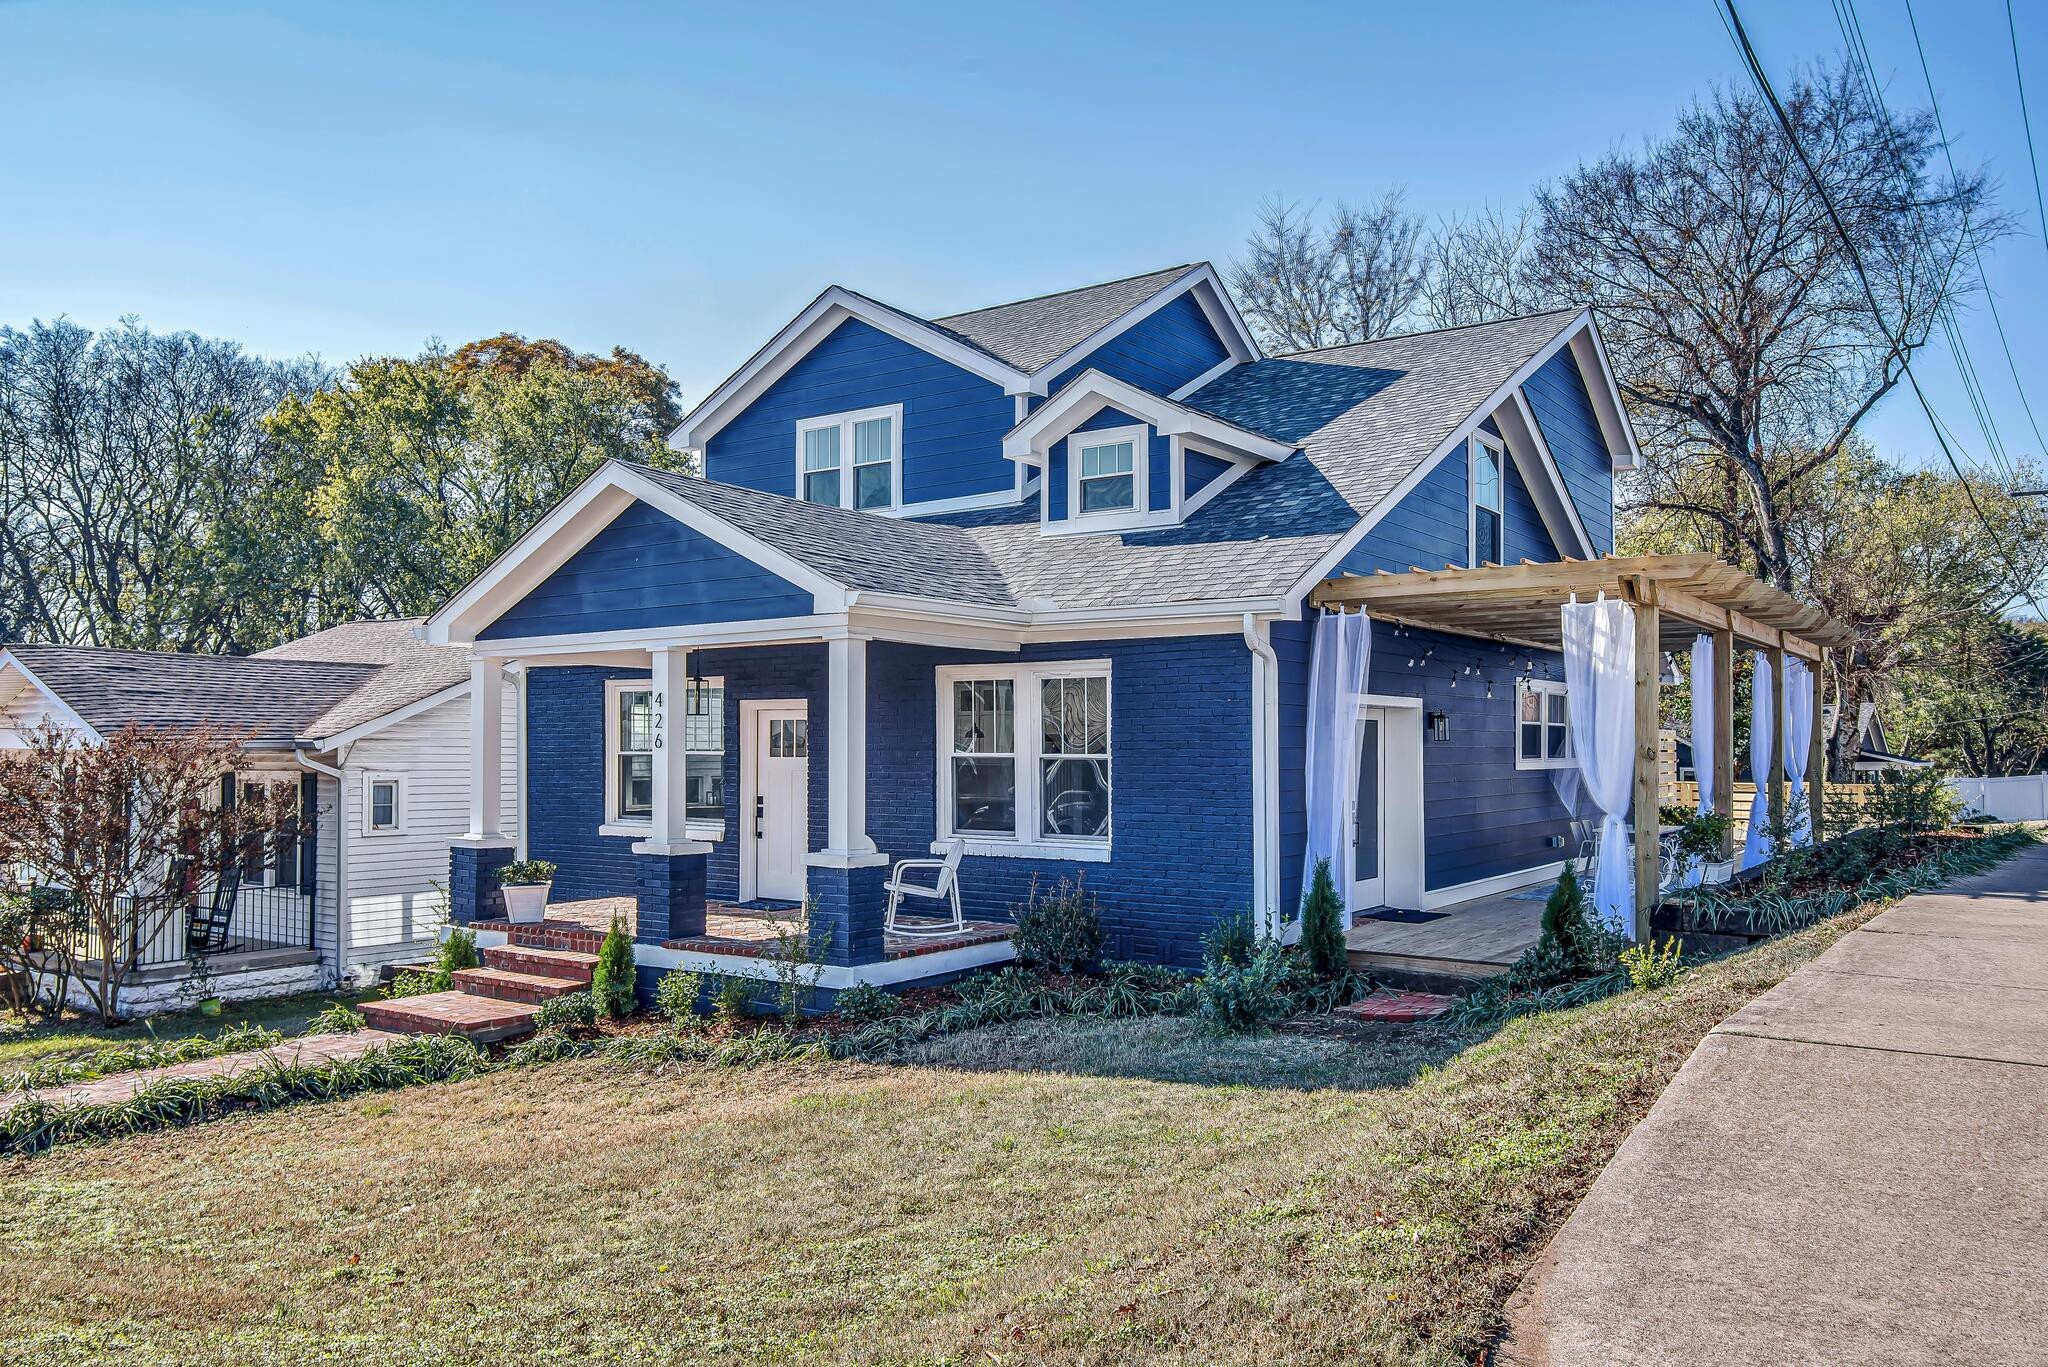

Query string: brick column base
[805,859,890,966]
[635,849,708,946]
[449,843,515,924]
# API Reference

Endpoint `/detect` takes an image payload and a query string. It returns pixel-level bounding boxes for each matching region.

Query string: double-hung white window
[795,404,902,512]
[605,677,727,833]
[1471,432,1505,566]
[1515,679,1572,769]
[363,774,405,834]
[1071,425,1142,515]
[938,662,1110,855]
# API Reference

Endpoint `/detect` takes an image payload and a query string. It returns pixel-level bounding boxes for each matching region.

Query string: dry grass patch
[0,901,1894,1365]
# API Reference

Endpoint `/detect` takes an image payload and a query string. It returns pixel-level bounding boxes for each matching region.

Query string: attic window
[1470,432,1504,566]
[796,405,901,512]
[1072,425,1143,515]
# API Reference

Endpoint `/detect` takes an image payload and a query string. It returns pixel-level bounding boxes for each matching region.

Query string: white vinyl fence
[1949,774,2048,823]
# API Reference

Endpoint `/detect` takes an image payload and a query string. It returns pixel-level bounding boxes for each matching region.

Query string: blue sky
[3,0,2045,475]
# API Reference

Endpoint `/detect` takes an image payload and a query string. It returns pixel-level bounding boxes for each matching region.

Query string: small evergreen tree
[1299,857,1346,978]
[1541,863,1595,971]
[591,917,638,1019]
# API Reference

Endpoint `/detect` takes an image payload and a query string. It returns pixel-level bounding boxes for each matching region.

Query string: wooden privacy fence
[1667,781,1882,830]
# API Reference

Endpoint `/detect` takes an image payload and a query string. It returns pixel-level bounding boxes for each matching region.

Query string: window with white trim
[605,678,726,829]
[1516,679,1572,769]
[939,662,1110,849]
[1470,432,1505,566]
[364,774,404,834]
[795,404,901,511]
[1071,425,1142,515]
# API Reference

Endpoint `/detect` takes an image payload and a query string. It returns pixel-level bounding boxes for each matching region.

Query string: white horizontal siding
[338,683,518,973]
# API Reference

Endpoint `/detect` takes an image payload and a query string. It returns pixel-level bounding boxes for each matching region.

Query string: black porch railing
[71,882,319,972]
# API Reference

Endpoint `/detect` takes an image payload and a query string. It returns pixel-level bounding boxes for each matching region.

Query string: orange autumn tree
[0,722,302,1023]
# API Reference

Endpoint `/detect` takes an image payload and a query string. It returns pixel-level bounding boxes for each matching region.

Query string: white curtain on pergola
[1785,657,1814,846]
[1303,609,1372,922]
[1741,652,1774,870]
[1682,632,1716,886]
[1561,595,1637,938]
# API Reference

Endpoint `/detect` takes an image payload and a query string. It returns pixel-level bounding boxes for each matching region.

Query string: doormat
[1355,908,1448,924]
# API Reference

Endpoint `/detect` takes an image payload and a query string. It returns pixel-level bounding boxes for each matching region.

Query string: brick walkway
[7,1030,408,1111]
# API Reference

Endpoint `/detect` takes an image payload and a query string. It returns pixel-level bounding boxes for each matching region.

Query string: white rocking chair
[884,838,967,937]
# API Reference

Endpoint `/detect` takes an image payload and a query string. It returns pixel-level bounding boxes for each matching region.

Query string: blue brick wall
[523,665,652,902]
[479,500,812,640]
[448,843,515,924]
[635,851,708,945]
[866,634,1253,968]
[1274,618,1572,915]
[1524,349,1615,554]
[703,316,1017,509]
[1045,291,1231,397]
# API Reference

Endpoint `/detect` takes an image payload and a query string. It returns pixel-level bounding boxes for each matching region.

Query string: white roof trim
[422,462,849,645]
[1496,390,1597,560]
[302,679,471,751]
[669,286,1032,452]
[0,653,106,744]
[1001,368,1295,464]
[1280,311,1598,612]
[1024,264,1261,396]
[1570,317,1642,469]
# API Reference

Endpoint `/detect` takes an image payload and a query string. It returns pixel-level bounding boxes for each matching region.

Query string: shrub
[1009,874,1106,973]
[1620,937,1685,991]
[1505,936,1577,992]
[1299,858,1346,978]
[436,927,480,977]
[306,1003,367,1035]
[1866,767,1960,834]
[1195,939,1289,1035]
[384,969,442,1000]
[590,919,637,1020]
[768,910,827,1024]
[534,989,596,1030]
[1203,907,1257,969]
[713,974,754,1028]
[832,981,900,1023]
[654,968,703,1024]
[1540,863,1610,973]
[496,859,558,886]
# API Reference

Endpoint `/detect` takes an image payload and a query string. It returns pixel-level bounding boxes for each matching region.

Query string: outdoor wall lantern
[1428,710,1450,742]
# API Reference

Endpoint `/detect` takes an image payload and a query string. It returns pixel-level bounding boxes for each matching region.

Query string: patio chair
[185,864,243,955]
[883,838,967,937]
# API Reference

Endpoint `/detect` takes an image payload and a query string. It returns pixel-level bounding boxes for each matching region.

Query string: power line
[1712,0,2048,620]
[2008,0,2048,273]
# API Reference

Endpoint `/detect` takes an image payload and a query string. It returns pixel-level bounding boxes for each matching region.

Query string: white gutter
[294,747,349,984]
[1242,613,1281,938]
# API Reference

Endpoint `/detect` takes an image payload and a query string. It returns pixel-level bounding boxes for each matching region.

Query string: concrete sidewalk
[1503,841,2048,1366]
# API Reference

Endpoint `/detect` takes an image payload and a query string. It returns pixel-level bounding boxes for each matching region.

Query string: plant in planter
[494,859,558,924]
[1663,808,1735,884]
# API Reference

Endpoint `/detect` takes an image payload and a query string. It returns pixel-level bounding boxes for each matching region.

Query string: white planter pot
[501,882,551,924]
[1701,861,1735,886]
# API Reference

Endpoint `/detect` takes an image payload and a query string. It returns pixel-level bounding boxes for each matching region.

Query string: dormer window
[1073,425,1144,515]
[796,404,901,511]
[1470,432,1504,566]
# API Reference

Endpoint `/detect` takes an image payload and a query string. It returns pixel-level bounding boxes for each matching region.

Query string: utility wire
[1713,0,2048,620]
[2008,0,2048,273]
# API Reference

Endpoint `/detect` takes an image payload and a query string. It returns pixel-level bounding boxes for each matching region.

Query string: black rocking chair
[185,864,244,955]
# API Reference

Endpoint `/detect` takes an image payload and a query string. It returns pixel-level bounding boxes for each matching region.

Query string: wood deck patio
[1346,883,1550,988]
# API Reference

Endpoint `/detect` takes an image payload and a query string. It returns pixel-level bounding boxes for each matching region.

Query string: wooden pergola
[1310,554,1856,940]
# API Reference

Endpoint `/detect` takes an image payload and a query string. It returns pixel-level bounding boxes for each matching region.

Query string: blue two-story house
[420,262,1639,994]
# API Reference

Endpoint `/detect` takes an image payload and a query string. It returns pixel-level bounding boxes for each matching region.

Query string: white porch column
[636,645,712,857]
[465,657,507,841]
[818,634,880,861]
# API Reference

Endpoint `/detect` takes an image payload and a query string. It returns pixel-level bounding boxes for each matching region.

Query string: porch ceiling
[1308,553,1853,661]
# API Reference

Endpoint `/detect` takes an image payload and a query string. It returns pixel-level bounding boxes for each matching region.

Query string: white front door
[746,704,809,903]
[1351,710,1388,910]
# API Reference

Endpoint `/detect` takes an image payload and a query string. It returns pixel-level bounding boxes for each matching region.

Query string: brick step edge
[481,944,597,984]
[1335,991,1458,1024]
[359,992,539,1043]
[451,967,585,1005]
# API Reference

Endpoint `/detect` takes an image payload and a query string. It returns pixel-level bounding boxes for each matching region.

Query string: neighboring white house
[0,620,516,1014]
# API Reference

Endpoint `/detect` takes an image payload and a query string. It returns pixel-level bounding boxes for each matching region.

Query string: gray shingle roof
[929,265,1200,372]
[2,646,379,744]
[260,620,475,741]
[630,310,1587,614]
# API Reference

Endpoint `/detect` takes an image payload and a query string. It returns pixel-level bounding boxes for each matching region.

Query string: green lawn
[0,901,1893,1366]
[0,989,369,1083]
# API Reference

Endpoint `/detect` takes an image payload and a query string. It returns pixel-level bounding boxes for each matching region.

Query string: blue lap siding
[1523,350,1615,554]
[703,317,1017,509]
[1045,291,1232,398]
[1045,406,1171,524]
[478,500,813,640]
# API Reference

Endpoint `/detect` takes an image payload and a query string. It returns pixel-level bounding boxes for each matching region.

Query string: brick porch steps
[360,991,542,1043]
[1334,990,1458,1024]
[480,944,597,984]
[451,965,586,1005]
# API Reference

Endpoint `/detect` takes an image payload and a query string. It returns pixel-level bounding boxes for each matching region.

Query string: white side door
[745,705,809,903]
[1350,710,1388,911]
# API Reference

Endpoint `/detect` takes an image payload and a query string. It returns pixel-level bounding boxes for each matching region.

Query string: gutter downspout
[294,747,349,987]
[1242,613,1279,939]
